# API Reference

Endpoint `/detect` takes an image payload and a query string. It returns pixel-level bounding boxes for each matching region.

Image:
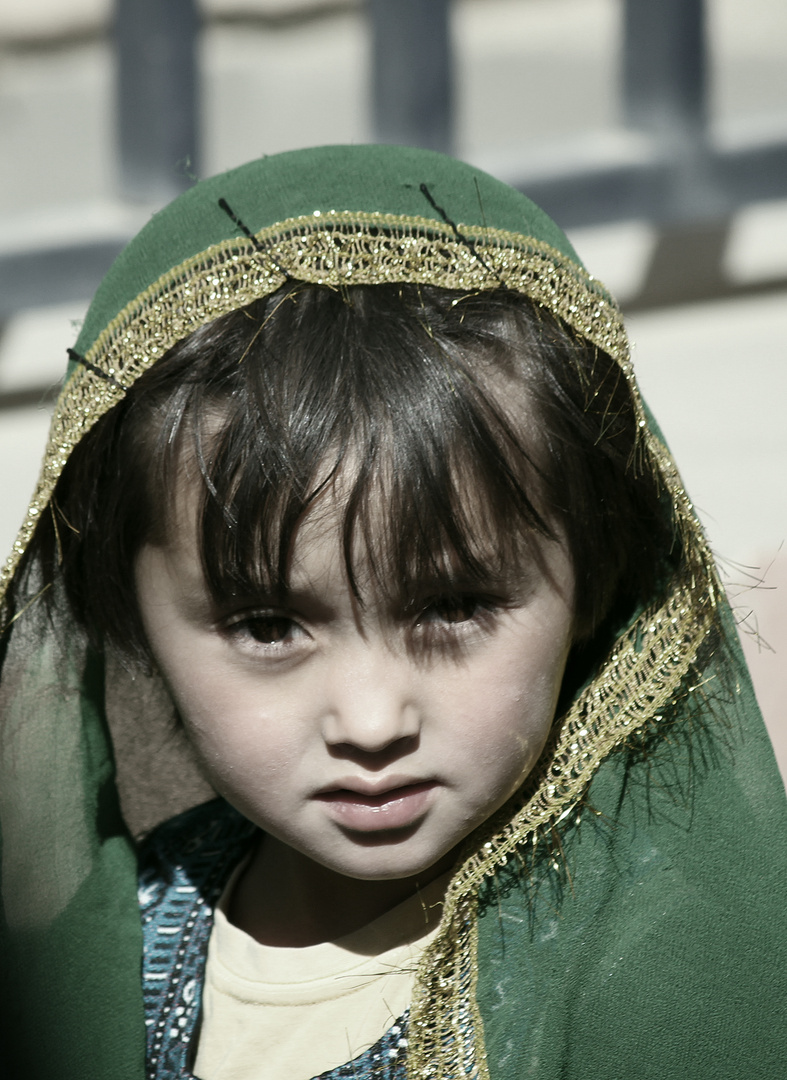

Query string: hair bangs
[28,279,675,662]
[182,285,555,610]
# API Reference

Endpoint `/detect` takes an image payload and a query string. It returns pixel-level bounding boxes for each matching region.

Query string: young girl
[1,145,785,1080]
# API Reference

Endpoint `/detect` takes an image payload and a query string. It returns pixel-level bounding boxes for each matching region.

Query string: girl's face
[135,478,574,888]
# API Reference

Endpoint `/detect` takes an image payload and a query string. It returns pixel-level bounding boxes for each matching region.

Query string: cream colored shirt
[193,869,447,1080]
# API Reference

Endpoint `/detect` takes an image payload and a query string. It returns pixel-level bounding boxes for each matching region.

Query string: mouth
[314,779,438,832]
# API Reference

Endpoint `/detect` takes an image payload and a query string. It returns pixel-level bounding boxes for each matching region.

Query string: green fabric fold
[477,648,787,1078]
[1,632,144,1078]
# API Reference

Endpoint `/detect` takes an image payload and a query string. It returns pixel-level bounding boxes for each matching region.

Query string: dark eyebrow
[398,567,525,609]
[206,577,288,610]
[220,579,340,622]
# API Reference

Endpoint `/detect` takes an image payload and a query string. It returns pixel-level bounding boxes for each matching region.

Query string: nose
[320,644,421,754]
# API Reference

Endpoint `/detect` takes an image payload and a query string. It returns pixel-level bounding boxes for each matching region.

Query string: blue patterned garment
[138,799,410,1080]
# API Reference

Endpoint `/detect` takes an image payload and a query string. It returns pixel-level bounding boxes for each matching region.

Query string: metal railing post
[622,0,728,224]
[622,0,728,299]
[115,0,201,202]
[623,0,707,138]
[368,0,453,154]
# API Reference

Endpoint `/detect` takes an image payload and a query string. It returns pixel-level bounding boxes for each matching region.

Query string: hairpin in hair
[218,197,291,278]
[474,177,488,230]
[67,348,124,390]
[419,182,505,287]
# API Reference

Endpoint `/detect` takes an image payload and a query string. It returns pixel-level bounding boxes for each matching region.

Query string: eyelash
[221,593,503,656]
[411,593,502,645]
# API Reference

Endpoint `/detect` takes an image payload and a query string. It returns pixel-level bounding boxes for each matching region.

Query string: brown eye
[419,596,481,626]
[226,614,297,645]
[245,617,293,644]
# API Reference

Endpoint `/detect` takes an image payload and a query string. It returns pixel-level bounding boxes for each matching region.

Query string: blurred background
[0,0,785,780]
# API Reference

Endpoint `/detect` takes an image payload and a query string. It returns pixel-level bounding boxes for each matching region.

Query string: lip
[318,775,427,798]
[314,779,438,832]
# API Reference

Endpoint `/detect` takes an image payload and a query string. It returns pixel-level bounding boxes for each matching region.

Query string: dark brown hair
[19,282,674,663]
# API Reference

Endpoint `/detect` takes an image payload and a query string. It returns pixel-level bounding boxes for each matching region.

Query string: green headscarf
[1,145,785,1080]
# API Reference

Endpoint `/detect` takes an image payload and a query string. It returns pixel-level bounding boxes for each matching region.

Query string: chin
[319,834,459,883]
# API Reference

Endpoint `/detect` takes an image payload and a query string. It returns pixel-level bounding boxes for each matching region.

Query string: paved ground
[1,0,785,780]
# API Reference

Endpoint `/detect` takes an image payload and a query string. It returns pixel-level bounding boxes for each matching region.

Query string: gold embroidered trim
[408,890,489,1080]
[0,211,722,1080]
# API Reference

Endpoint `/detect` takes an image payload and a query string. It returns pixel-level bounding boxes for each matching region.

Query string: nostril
[324,732,421,765]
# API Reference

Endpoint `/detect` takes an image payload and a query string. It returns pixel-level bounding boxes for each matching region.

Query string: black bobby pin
[67,348,123,390]
[474,177,488,231]
[218,197,291,278]
[419,182,505,287]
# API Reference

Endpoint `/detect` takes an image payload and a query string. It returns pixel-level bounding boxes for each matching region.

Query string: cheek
[151,650,295,785]
[442,630,570,788]
[456,680,550,778]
